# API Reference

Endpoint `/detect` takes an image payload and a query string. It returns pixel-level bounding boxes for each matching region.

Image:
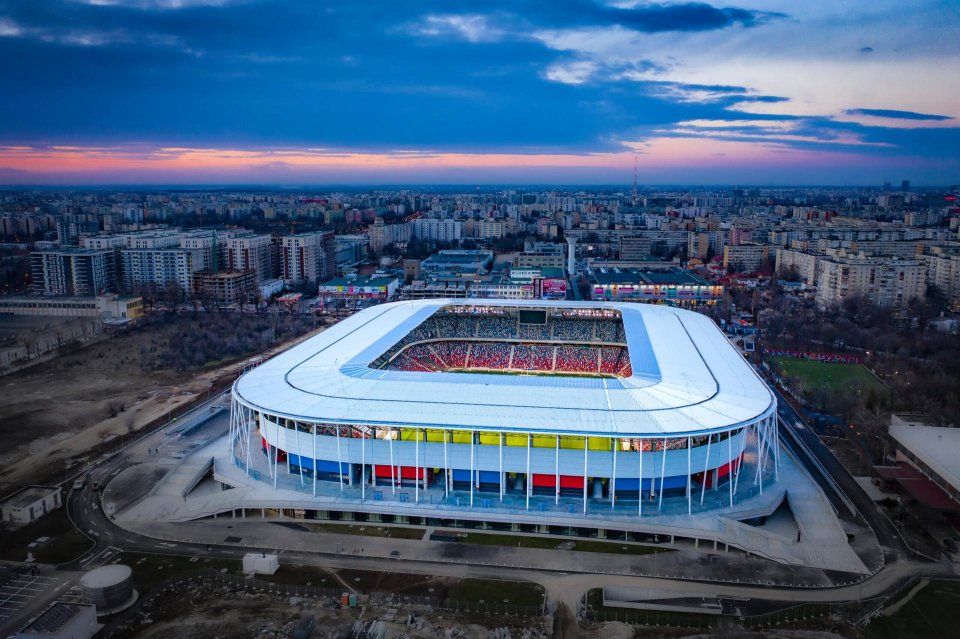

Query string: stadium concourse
[224,300,783,522]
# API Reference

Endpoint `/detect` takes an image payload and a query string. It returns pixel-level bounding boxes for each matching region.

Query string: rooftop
[322,275,399,287]
[233,299,774,436]
[890,417,960,491]
[19,601,94,636]
[591,267,709,286]
[1,485,59,509]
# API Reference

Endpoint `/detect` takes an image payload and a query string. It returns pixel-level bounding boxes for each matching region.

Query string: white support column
[525,433,531,510]
[582,437,588,514]
[415,428,420,504]
[244,406,252,477]
[686,436,692,515]
[555,434,560,505]
[469,431,475,507]
[389,427,396,495]
[336,425,344,492]
[658,437,667,511]
[755,420,766,495]
[443,430,449,498]
[312,423,317,497]
[294,423,305,487]
[272,423,279,490]
[773,416,780,480]
[228,399,235,454]
[361,426,366,502]
[286,434,292,477]
[701,435,712,506]
[499,433,504,502]
[733,425,748,496]
[727,429,734,506]
[231,401,238,460]
[610,439,617,511]
[638,439,643,517]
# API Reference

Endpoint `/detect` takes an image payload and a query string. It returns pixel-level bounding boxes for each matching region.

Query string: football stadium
[227,299,780,530]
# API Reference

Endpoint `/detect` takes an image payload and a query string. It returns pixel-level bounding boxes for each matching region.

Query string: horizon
[0,181,955,191]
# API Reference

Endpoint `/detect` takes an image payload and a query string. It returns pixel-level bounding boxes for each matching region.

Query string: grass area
[456,532,668,555]
[302,522,425,539]
[867,579,960,639]
[774,357,886,394]
[0,508,93,564]
[585,588,716,629]
[447,578,544,607]
[116,552,241,592]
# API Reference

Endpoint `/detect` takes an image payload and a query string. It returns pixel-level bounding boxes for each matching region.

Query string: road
[58,389,949,615]
[771,384,907,554]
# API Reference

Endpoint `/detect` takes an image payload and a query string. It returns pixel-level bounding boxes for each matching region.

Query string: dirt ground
[0,314,327,494]
[115,577,549,639]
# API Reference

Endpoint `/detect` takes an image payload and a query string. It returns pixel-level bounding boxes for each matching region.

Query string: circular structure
[81,564,137,614]
[229,299,777,518]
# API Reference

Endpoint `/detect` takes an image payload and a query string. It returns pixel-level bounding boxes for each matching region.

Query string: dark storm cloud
[846,108,953,121]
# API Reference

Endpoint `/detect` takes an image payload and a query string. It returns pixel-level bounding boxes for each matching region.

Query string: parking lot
[0,567,66,631]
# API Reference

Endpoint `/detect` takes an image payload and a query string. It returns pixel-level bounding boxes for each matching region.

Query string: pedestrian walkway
[109,431,870,577]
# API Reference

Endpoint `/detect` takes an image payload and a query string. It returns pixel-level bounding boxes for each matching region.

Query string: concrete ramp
[151,456,213,499]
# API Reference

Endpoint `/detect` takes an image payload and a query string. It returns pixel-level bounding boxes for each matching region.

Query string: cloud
[845,108,952,121]
[0,1,956,183]
[0,17,22,36]
[592,2,784,33]
[420,2,784,40]
[416,14,505,43]
[71,1,232,9]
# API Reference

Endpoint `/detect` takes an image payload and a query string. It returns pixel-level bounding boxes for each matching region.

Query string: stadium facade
[228,299,778,525]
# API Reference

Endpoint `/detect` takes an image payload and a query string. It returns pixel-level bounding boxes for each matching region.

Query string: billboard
[542,278,567,295]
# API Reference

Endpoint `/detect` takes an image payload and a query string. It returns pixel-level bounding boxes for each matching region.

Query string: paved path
[57,387,954,625]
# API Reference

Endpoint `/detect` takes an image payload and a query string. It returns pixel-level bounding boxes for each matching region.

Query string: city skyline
[1,1,958,185]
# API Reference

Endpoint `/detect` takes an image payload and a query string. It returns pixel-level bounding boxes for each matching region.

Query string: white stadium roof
[233,299,775,436]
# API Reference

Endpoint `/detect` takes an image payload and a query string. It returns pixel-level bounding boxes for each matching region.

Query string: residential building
[775,248,819,284]
[722,243,769,273]
[368,218,411,252]
[121,247,205,293]
[280,231,336,283]
[815,252,925,309]
[30,248,117,296]
[226,234,274,283]
[411,218,462,243]
[191,270,257,304]
[924,248,960,308]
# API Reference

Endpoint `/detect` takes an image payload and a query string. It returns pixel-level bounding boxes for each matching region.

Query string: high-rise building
[411,218,462,243]
[226,234,274,283]
[815,252,925,309]
[30,248,117,296]
[121,247,205,294]
[280,231,336,283]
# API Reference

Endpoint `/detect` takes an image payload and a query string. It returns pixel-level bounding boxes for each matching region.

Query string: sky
[0,0,958,186]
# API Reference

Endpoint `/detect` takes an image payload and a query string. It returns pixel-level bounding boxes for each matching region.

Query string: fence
[586,575,923,631]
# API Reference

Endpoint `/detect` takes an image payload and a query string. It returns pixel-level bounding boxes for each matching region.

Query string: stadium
[226,299,780,532]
